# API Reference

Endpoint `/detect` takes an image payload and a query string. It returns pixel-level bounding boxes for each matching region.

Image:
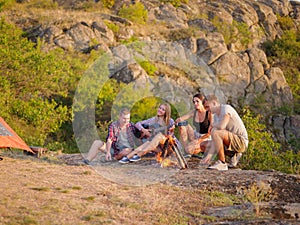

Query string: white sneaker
[208,160,228,171]
[229,153,242,168]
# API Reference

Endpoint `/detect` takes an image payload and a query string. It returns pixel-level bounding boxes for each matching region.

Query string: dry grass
[0,2,110,29]
[0,152,237,225]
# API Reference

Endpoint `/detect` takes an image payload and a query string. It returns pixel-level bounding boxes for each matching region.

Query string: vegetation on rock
[0,0,299,175]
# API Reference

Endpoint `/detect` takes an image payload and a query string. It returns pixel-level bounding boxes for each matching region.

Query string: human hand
[168,125,175,132]
[200,153,212,165]
[175,118,181,124]
[141,128,151,138]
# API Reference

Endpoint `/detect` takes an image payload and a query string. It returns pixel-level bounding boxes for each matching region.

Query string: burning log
[157,135,188,169]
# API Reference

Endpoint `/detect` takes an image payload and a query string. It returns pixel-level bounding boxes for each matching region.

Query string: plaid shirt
[106,121,137,156]
[135,117,175,136]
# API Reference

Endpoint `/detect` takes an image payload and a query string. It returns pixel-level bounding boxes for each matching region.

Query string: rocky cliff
[1,0,299,143]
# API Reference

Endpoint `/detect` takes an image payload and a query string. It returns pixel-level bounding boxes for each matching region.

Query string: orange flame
[156,152,163,163]
[156,135,179,168]
[161,158,177,168]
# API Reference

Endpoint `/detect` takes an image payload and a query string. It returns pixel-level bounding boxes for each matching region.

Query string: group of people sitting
[83,93,248,171]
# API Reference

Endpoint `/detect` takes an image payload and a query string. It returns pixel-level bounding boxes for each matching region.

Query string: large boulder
[210,51,250,104]
[253,1,283,40]
[148,3,188,29]
[196,32,228,65]
[247,47,270,82]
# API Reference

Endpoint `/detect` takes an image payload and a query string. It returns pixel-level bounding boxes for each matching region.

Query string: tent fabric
[0,117,33,153]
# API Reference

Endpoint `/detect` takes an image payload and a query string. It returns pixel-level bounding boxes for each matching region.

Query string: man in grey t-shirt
[201,94,248,171]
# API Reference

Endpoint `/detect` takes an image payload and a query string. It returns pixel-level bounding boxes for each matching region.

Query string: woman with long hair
[175,93,212,156]
[119,102,176,163]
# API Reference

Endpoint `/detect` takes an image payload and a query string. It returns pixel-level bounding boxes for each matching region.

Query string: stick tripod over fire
[156,135,188,169]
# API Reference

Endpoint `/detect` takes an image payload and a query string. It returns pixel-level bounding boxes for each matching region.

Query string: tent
[0,117,33,153]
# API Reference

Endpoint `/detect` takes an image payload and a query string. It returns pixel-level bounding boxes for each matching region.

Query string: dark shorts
[227,132,246,153]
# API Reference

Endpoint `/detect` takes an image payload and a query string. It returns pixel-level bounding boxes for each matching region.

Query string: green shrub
[160,0,188,8]
[118,2,148,24]
[240,108,299,174]
[136,60,157,76]
[104,20,120,34]
[211,17,233,45]
[212,17,252,49]
[130,97,160,123]
[240,108,281,171]
[262,29,300,115]
[0,19,84,147]
[101,0,114,9]
[0,0,15,11]
[234,20,252,47]
[96,79,122,121]
[277,14,295,31]
[120,36,139,44]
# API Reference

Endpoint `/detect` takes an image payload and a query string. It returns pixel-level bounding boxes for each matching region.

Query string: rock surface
[58,153,300,223]
[1,0,299,143]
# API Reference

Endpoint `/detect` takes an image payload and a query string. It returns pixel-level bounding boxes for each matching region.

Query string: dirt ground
[0,150,299,225]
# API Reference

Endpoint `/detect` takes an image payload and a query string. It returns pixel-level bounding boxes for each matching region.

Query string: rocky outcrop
[2,0,299,143]
[53,21,113,53]
[148,3,188,29]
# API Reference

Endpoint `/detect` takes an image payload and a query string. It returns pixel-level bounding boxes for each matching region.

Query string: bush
[240,108,281,171]
[137,60,157,76]
[101,0,114,9]
[118,2,148,24]
[212,17,252,49]
[160,0,188,8]
[0,19,83,147]
[0,0,15,11]
[104,20,120,34]
[240,108,299,174]
[277,14,295,31]
[262,29,300,115]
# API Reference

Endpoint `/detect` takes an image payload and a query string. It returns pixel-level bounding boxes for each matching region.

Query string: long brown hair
[159,102,171,126]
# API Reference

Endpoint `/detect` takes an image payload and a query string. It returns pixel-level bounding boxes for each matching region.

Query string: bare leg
[185,139,199,154]
[211,130,230,162]
[127,133,167,158]
[200,140,209,153]
[179,125,195,151]
[185,136,209,155]
[86,140,106,161]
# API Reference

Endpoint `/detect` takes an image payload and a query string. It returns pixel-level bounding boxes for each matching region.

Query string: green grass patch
[202,190,239,207]
[83,196,96,201]
[82,171,92,175]
[118,2,148,24]
[71,186,82,190]
[30,187,50,192]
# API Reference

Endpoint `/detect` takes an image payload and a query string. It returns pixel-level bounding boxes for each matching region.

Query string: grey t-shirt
[116,129,131,150]
[214,104,248,147]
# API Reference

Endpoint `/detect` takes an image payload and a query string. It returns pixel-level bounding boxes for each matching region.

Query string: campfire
[156,135,188,169]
